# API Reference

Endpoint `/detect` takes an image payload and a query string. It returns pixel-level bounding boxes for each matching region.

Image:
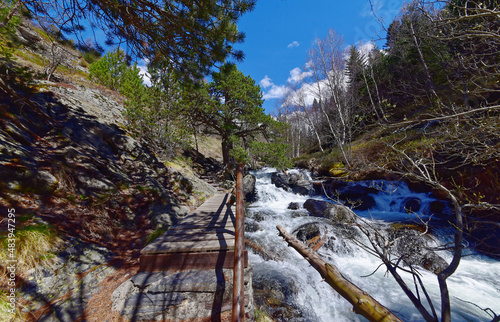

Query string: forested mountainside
[277,1,500,239]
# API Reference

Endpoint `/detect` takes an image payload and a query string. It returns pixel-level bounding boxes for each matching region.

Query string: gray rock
[243,174,257,202]
[271,171,312,195]
[245,221,262,232]
[293,222,321,242]
[34,171,59,193]
[113,268,254,321]
[76,175,115,192]
[389,225,448,274]
[303,199,358,224]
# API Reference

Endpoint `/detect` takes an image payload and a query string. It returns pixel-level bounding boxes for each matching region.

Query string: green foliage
[21,0,256,79]
[186,63,278,165]
[230,136,250,164]
[123,61,190,159]
[88,48,128,91]
[0,222,61,284]
[249,141,293,170]
[81,48,103,65]
[120,63,145,100]
[0,1,22,51]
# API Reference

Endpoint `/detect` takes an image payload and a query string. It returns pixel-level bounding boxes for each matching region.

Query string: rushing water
[246,168,500,322]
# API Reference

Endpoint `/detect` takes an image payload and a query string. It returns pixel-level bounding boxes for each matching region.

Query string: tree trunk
[276,225,403,322]
[221,136,233,166]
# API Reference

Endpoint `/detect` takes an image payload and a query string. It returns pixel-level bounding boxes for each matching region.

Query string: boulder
[247,209,274,222]
[303,199,357,224]
[243,174,257,202]
[389,224,448,275]
[292,223,321,242]
[336,184,377,210]
[287,202,301,210]
[271,171,312,195]
[245,221,262,233]
[319,180,377,210]
[271,172,291,192]
[401,197,421,213]
[253,275,303,320]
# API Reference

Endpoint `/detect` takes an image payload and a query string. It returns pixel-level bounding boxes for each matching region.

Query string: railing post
[232,163,245,321]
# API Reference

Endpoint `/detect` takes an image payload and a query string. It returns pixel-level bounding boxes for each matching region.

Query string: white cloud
[259,75,273,88]
[138,59,151,86]
[287,41,300,49]
[287,67,313,84]
[263,84,290,100]
[259,75,290,100]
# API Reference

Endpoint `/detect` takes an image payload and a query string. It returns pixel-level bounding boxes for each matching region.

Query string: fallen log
[276,225,402,322]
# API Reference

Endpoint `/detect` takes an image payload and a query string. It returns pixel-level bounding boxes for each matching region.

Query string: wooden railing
[232,163,245,321]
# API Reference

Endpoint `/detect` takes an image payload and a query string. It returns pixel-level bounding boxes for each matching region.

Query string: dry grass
[0,223,62,284]
[192,135,222,161]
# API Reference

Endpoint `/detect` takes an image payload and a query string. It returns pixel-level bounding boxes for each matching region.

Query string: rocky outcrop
[21,238,117,321]
[1,73,221,320]
[111,268,254,320]
[1,81,217,228]
[253,274,304,320]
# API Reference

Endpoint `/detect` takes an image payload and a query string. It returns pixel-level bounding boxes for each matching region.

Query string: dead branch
[276,224,403,322]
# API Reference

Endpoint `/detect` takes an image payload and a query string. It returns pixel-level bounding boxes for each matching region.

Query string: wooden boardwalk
[139,193,248,271]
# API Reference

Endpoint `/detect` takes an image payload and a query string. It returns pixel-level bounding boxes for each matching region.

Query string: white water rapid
[246,168,500,322]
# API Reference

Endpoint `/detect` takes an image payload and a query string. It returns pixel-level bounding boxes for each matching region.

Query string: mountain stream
[246,168,500,321]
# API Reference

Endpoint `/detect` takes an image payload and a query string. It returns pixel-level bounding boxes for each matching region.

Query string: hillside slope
[0,22,224,320]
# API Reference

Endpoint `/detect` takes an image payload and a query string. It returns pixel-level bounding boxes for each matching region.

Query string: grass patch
[0,222,62,285]
[144,227,169,246]
[0,290,23,321]
[14,48,46,67]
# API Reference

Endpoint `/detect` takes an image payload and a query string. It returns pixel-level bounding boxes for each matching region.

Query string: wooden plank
[176,219,234,227]
[170,223,234,230]
[142,239,235,254]
[179,214,235,223]
[153,233,235,243]
[163,228,235,235]
[139,250,248,272]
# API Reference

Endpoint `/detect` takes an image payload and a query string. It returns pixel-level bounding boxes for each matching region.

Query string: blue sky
[233,0,405,114]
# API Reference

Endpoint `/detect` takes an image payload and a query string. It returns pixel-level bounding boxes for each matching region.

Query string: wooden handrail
[232,163,245,321]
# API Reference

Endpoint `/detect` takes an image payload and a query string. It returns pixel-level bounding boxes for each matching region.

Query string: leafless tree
[306,29,353,166]
[282,81,325,153]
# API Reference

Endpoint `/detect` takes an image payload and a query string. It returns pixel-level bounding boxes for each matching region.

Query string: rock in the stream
[253,273,304,320]
[389,224,448,274]
[320,179,377,210]
[292,222,322,242]
[303,199,358,224]
[271,170,313,195]
[243,173,257,202]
